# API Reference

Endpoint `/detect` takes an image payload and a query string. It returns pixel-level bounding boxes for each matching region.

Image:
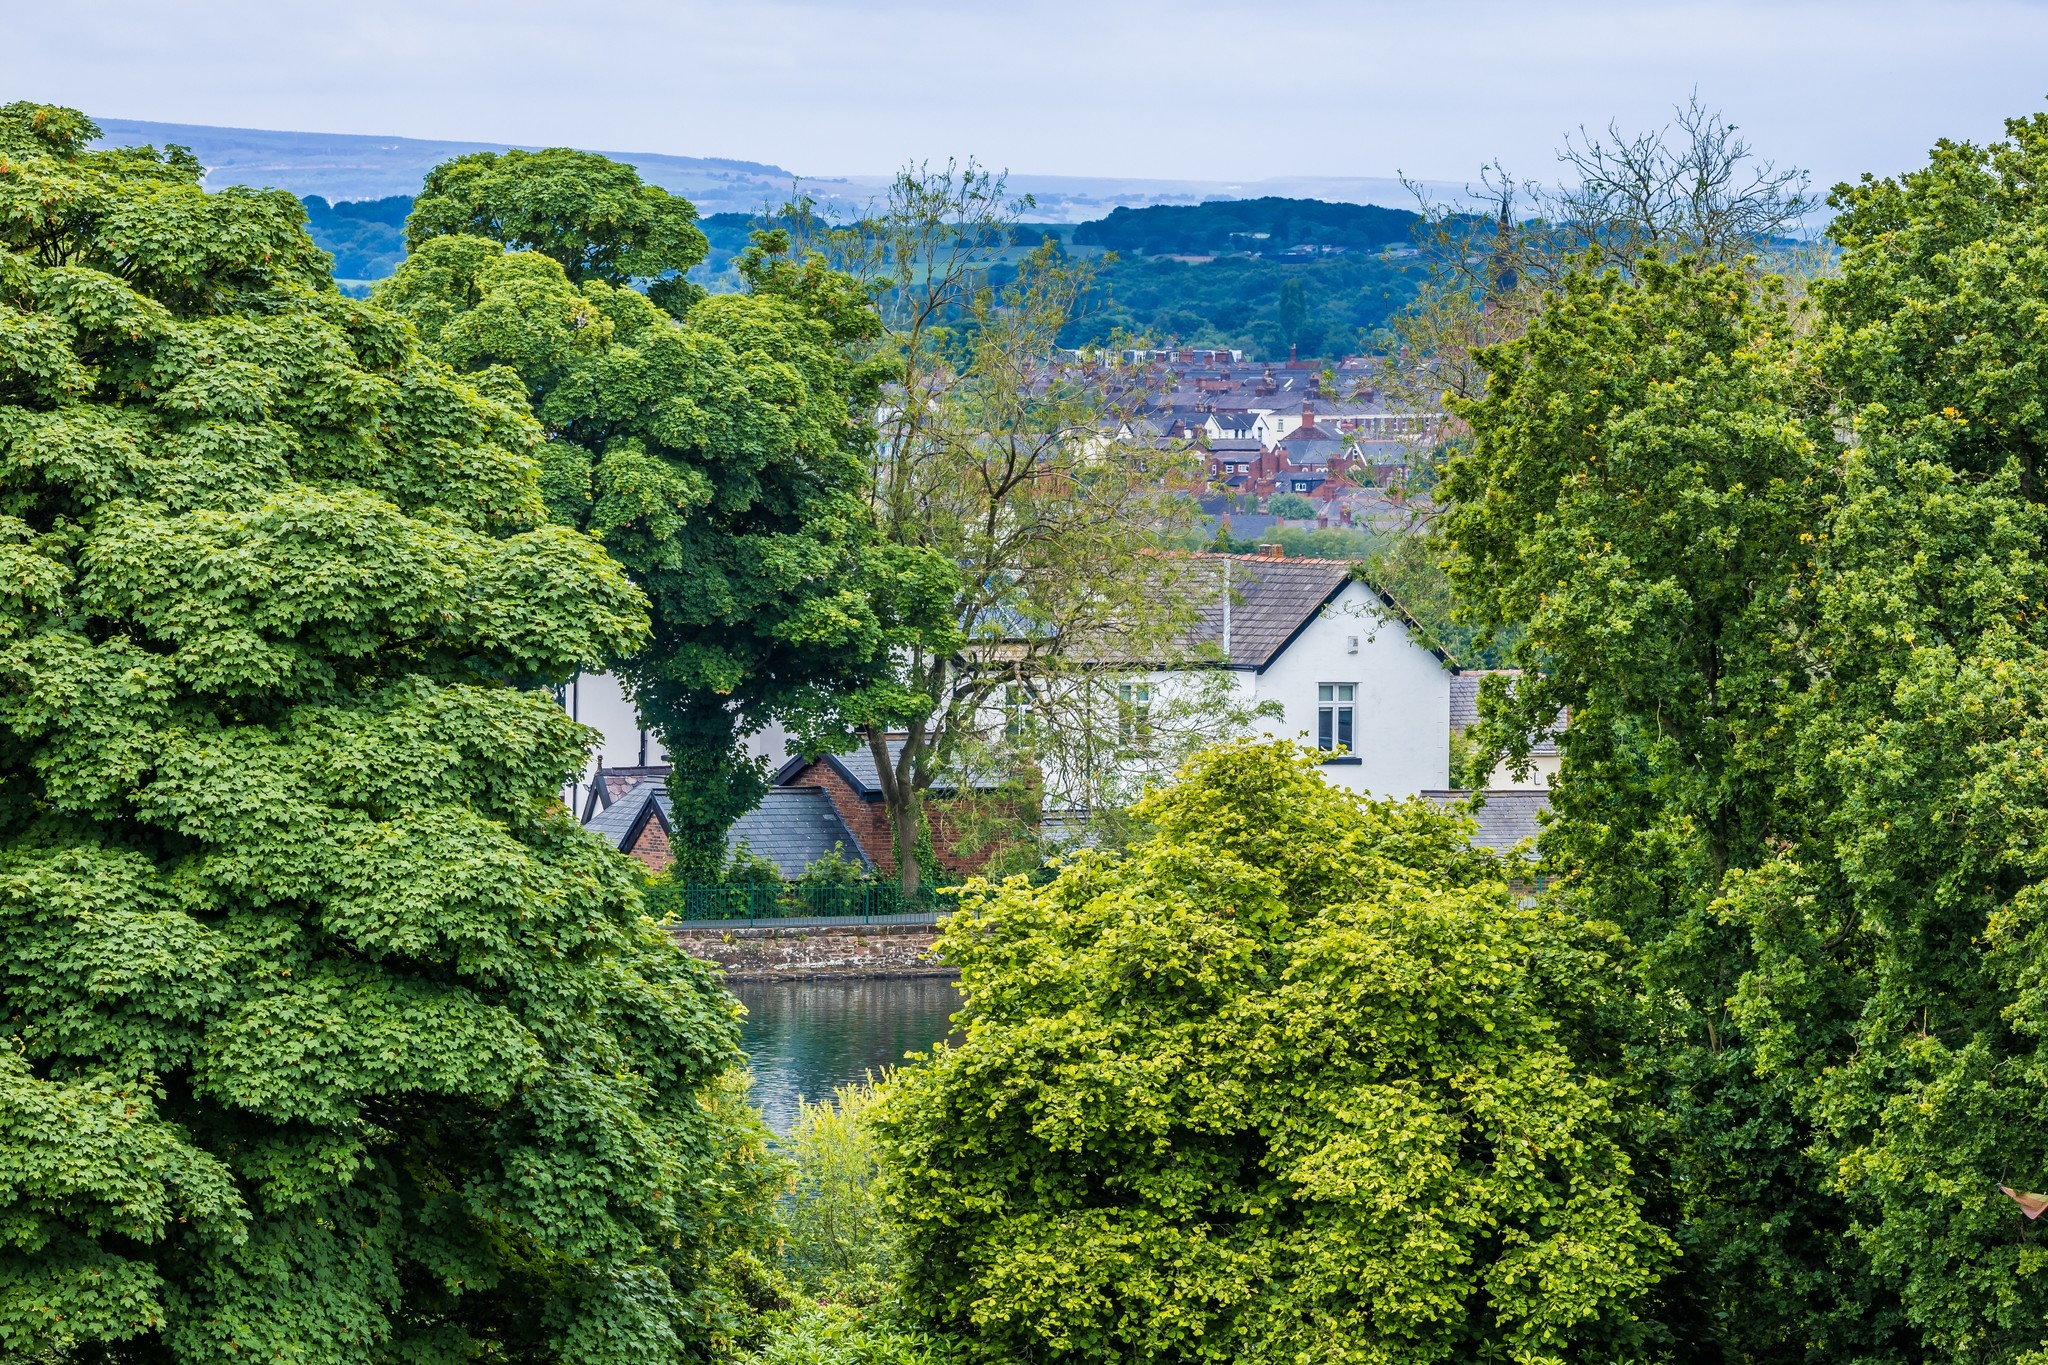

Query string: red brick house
[772,737,1029,878]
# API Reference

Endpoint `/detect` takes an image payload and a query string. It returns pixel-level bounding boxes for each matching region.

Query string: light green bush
[780,1079,898,1301]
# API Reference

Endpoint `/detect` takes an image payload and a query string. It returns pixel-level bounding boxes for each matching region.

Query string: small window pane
[1337,683,1355,702]
[1318,707,1334,750]
[1337,706,1354,751]
[1318,683,1334,702]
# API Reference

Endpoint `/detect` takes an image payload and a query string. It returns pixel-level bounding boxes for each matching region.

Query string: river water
[733,977,963,1134]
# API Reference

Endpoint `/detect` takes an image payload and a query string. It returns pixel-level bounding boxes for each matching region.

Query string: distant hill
[93,119,802,214]
[89,118,1475,223]
[1073,198,1425,257]
[95,116,1461,356]
[288,196,1422,355]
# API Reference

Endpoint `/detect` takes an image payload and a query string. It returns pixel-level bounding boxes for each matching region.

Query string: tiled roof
[1178,553,1449,671]
[726,788,872,877]
[580,764,672,822]
[585,777,661,848]
[1423,789,1551,853]
[777,738,1006,799]
[1450,671,1561,756]
[581,780,872,878]
[1282,425,1344,444]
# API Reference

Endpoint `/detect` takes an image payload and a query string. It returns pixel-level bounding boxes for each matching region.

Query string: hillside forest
[307,192,1426,358]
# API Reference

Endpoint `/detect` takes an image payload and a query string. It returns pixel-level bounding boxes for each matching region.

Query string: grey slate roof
[581,777,872,878]
[580,764,673,822]
[1450,671,1561,756]
[779,738,1005,799]
[1423,789,1551,854]
[1178,553,1451,671]
[584,775,661,848]
[726,788,873,877]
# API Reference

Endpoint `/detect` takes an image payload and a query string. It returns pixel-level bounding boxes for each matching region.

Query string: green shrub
[780,1080,898,1302]
[798,843,871,886]
[740,1302,962,1365]
[873,740,1668,1364]
[726,840,786,884]
[1264,491,1316,519]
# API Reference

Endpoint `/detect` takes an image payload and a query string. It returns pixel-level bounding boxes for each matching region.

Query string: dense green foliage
[0,102,777,1361]
[306,196,1423,361]
[777,1082,896,1303]
[1057,250,1419,357]
[1441,106,2048,1363]
[300,194,410,286]
[384,164,890,871]
[1440,258,1874,1358]
[875,742,1667,1364]
[406,147,711,316]
[1072,197,1421,256]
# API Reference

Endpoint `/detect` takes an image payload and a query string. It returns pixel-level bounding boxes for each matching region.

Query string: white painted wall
[1483,754,1559,790]
[1248,581,1450,796]
[560,671,663,814]
[559,672,802,816]
[563,582,1452,819]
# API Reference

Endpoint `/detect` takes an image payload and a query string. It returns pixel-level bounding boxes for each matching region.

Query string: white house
[1156,551,1452,797]
[567,550,1551,861]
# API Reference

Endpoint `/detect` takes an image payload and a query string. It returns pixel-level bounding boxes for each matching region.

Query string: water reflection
[733,976,962,1134]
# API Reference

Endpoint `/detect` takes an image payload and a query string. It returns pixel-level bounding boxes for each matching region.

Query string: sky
[6,0,2047,190]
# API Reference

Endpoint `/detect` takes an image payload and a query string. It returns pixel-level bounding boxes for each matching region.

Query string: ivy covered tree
[0,103,774,1361]
[876,742,1669,1364]
[384,161,889,871]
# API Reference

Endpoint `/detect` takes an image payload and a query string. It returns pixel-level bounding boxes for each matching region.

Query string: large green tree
[0,103,773,1362]
[1439,258,1902,1360]
[793,166,1215,895]
[1774,110,2048,1361]
[876,741,1669,1364]
[406,147,711,315]
[384,166,889,869]
[1441,106,2048,1364]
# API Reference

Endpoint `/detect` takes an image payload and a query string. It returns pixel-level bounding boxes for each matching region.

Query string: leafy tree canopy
[1440,256,1882,1359]
[383,193,892,869]
[1440,105,2048,1365]
[405,147,710,315]
[1072,196,1422,257]
[0,102,774,1362]
[876,742,1669,1364]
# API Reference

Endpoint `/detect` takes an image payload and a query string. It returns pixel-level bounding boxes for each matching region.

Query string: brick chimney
[1301,403,1315,428]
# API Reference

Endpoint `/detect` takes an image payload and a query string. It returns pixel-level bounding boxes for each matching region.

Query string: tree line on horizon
[303,190,1433,360]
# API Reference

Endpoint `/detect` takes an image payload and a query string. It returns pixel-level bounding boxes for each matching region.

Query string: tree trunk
[891,791,923,899]
[864,726,924,898]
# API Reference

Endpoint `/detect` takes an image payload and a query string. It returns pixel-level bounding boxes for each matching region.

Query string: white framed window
[1317,682,1355,752]
[1117,681,1152,747]
[1005,683,1035,740]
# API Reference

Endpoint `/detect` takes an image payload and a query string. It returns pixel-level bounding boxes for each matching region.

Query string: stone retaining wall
[671,923,949,980]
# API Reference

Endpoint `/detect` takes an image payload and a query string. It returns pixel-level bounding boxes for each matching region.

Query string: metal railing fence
[644,880,942,924]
